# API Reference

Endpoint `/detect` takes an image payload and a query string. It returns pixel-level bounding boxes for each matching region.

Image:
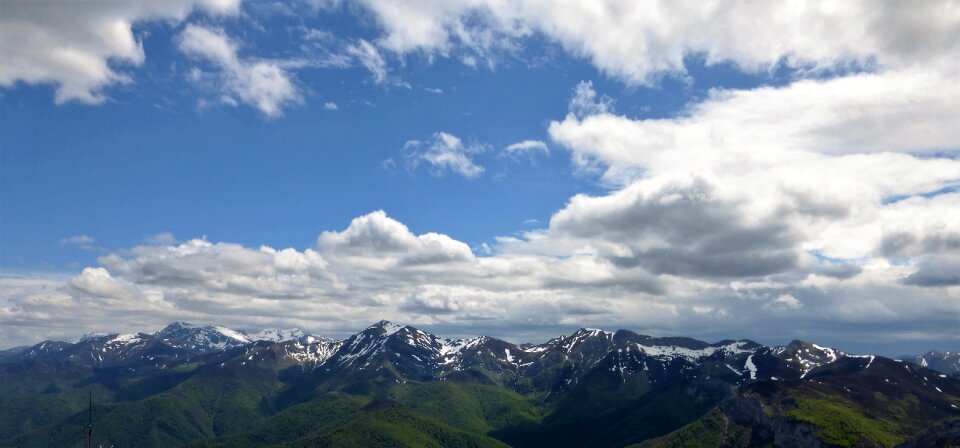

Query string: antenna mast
[87,390,92,448]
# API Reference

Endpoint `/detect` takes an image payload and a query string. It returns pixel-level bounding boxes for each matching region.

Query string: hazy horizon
[1,315,952,359]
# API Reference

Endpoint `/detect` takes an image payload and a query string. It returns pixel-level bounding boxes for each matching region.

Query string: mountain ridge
[3,320,956,378]
[2,320,958,447]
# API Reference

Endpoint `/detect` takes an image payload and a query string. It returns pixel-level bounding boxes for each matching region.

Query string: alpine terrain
[1,321,957,447]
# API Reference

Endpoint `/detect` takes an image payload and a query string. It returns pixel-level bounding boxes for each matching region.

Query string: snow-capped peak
[76,332,145,347]
[580,328,614,338]
[77,332,115,343]
[107,333,143,344]
[440,336,486,354]
[634,340,754,362]
[160,321,195,331]
[776,340,848,378]
[246,328,308,343]
[154,322,251,353]
[368,320,405,337]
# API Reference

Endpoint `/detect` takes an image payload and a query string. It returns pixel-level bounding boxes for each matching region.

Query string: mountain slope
[901,351,960,378]
[639,356,960,447]
[1,320,957,448]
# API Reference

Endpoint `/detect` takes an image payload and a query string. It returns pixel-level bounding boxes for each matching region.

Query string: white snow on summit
[247,328,307,342]
[635,341,753,362]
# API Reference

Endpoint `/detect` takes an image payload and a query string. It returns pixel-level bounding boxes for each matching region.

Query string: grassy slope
[786,396,902,447]
[638,372,960,448]
[188,392,368,448]
[5,357,959,448]
[3,365,281,448]
[386,380,543,437]
[0,378,111,440]
[278,402,510,448]
[193,378,542,448]
[534,384,725,448]
[632,408,754,448]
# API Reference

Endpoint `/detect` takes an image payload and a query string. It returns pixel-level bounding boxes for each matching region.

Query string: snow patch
[213,326,252,343]
[745,355,758,380]
[635,341,752,362]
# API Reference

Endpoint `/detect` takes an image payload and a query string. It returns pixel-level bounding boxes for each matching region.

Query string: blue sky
[2,0,959,356]
[2,24,781,273]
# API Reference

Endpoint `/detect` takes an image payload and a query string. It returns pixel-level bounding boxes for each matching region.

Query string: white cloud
[548,172,799,277]
[69,267,140,301]
[98,238,337,298]
[403,132,486,179]
[763,294,803,311]
[345,39,389,84]
[355,0,960,85]
[358,0,526,63]
[2,0,959,354]
[146,232,177,245]
[2,208,958,351]
[546,76,960,264]
[178,25,301,117]
[504,140,549,155]
[59,234,103,251]
[60,235,95,245]
[0,0,239,104]
[318,210,475,268]
[323,101,338,110]
[552,72,960,175]
[567,81,614,118]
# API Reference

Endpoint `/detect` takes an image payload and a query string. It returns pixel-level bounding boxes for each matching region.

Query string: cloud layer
[3,201,957,354]
[1,0,957,355]
[0,0,239,103]
[357,0,960,83]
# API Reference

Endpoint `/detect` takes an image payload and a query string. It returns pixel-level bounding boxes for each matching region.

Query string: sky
[1,0,959,356]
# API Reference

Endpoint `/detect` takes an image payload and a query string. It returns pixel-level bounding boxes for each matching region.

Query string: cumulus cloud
[545,76,960,261]
[69,267,140,301]
[763,294,803,311]
[0,0,239,104]
[550,73,960,184]
[2,1,959,355]
[1,207,958,353]
[98,238,337,299]
[402,132,486,178]
[178,25,301,117]
[355,0,960,84]
[549,172,799,277]
[318,210,475,268]
[904,255,960,287]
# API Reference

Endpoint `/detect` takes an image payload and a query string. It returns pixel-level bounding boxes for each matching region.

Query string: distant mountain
[901,351,960,378]
[154,321,254,353]
[244,327,311,343]
[1,321,958,447]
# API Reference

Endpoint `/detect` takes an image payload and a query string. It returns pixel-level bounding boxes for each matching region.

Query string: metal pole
[87,390,92,448]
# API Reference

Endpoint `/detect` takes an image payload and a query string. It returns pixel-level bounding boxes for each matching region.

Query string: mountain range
[1,321,958,447]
